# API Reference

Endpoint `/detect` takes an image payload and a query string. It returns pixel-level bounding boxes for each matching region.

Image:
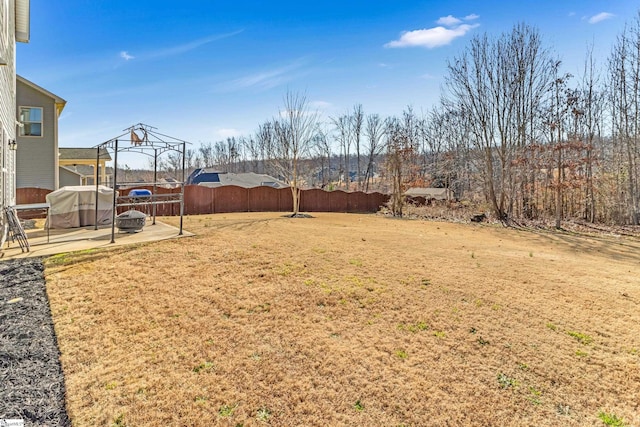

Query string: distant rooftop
[60,164,94,177]
[59,147,111,161]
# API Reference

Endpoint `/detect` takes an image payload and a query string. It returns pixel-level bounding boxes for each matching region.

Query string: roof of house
[59,147,111,161]
[191,170,288,189]
[17,75,66,115]
[60,165,95,177]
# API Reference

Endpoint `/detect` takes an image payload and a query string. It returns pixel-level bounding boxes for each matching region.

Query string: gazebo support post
[110,139,119,244]
[179,141,185,235]
[94,147,100,230]
[153,148,158,225]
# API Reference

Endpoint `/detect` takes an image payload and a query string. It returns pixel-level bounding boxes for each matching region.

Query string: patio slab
[1,220,193,259]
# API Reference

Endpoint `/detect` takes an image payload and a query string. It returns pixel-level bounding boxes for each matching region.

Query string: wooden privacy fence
[16,188,52,206]
[16,186,390,216]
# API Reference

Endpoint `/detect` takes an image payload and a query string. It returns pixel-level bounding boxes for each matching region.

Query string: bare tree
[311,125,332,188]
[255,122,275,177]
[351,104,364,190]
[578,45,604,222]
[363,113,385,191]
[384,116,421,216]
[268,91,319,216]
[445,24,555,221]
[543,62,573,228]
[331,114,351,189]
[608,13,640,225]
[198,142,216,168]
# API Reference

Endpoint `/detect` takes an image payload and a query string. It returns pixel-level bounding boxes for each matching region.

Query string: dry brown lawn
[44,213,640,426]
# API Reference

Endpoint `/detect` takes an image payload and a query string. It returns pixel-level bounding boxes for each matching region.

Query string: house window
[0,0,8,51]
[19,107,43,137]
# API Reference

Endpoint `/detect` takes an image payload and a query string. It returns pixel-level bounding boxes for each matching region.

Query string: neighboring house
[59,164,89,187]
[187,168,288,189]
[405,187,454,201]
[158,177,180,188]
[58,147,111,186]
[16,74,66,190]
[0,0,29,213]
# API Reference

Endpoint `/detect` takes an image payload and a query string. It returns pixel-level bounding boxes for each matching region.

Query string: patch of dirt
[0,258,70,426]
[281,213,315,218]
[44,213,640,426]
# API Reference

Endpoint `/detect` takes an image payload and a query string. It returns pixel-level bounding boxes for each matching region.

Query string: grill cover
[46,185,115,229]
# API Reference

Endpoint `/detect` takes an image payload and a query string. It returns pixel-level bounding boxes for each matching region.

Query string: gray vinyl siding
[59,167,82,187]
[16,81,57,190]
[0,0,16,209]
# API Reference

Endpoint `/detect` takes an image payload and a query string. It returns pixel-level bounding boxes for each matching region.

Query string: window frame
[19,106,44,138]
[0,0,8,51]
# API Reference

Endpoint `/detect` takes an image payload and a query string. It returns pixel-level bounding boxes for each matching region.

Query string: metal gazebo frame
[93,123,189,243]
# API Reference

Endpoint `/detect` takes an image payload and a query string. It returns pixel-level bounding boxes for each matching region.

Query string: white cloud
[146,29,244,59]
[221,59,307,91]
[588,12,614,24]
[229,67,292,90]
[120,51,134,61]
[216,128,242,139]
[385,23,479,49]
[464,14,479,21]
[436,15,462,27]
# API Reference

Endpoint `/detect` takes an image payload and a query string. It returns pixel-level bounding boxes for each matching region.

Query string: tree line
[159,13,640,225]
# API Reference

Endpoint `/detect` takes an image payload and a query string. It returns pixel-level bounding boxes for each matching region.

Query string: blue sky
[17,1,639,168]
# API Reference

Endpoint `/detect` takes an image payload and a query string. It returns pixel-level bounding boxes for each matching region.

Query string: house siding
[16,81,58,190]
[59,167,81,187]
[0,0,17,209]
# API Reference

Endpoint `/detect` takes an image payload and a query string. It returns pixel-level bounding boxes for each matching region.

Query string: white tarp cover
[46,185,116,228]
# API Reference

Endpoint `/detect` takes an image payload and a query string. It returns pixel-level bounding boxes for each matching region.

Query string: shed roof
[60,165,94,177]
[405,187,453,199]
[59,147,111,161]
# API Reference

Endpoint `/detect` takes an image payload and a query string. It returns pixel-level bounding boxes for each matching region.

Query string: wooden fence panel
[328,190,349,212]
[277,188,293,212]
[15,188,52,219]
[300,188,331,212]
[347,191,369,212]
[185,185,214,215]
[248,186,281,212]
[213,186,249,213]
[16,187,52,205]
[352,191,390,212]
[16,184,389,218]
[374,192,391,211]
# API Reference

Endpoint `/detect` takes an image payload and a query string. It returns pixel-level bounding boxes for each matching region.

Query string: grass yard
[44,213,640,426]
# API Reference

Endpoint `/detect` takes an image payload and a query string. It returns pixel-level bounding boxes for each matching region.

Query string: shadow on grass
[510,225,640,264]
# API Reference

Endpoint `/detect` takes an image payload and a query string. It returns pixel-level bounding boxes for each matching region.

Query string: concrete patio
[1,220,193,259]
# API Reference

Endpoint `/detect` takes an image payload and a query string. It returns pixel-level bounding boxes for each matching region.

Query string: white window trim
[0,0,8,53]
[19,106,44,138]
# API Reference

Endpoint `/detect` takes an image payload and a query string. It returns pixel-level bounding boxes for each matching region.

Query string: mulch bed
[0,258,70,427]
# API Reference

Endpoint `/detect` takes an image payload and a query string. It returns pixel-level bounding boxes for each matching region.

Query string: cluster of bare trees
[157,13,640,225]
[440,17,640,226]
